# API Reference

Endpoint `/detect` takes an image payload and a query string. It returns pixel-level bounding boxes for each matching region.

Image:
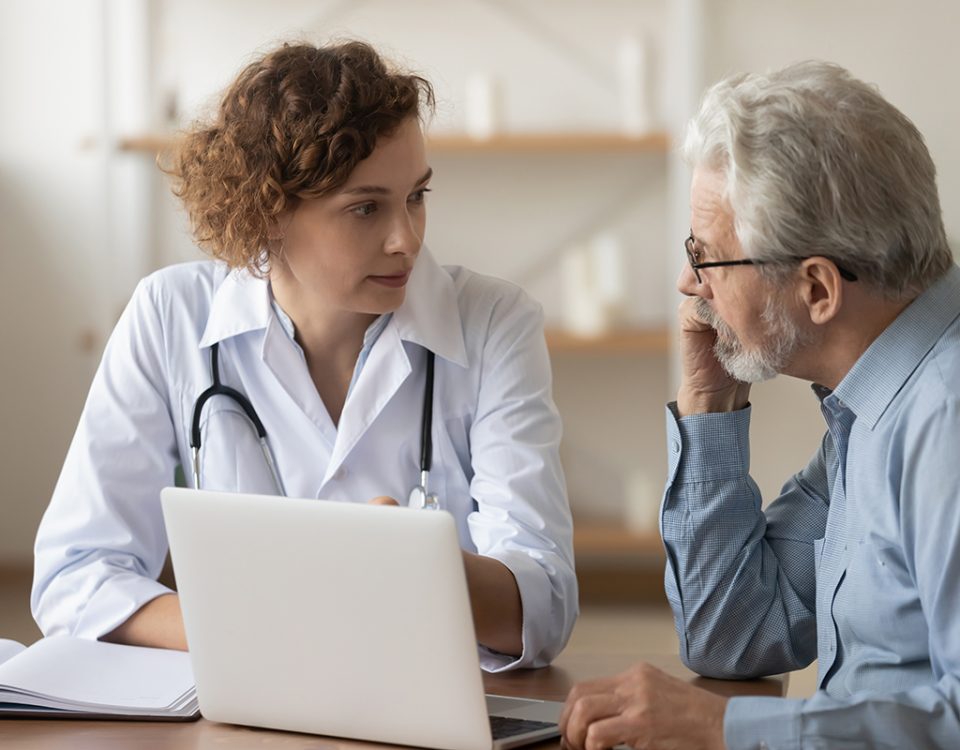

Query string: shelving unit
[117,130,671,155]
[119,127,676,603]
[573,520,662,558]
[545,327,669,355]
[573,519,667,604]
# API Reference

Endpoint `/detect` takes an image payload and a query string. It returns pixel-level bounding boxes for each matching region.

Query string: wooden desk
[0,652,785,749]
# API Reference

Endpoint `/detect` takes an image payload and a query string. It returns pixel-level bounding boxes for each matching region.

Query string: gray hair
[683,60,952,300]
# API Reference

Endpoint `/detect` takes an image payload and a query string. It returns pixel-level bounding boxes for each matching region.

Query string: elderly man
[561,61,960,749]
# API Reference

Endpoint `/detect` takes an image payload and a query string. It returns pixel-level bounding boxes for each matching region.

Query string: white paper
[0,636,195,714]
[0,638,26,667]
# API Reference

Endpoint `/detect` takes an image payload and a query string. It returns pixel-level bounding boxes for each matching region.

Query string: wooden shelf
[545,327,669,354]
[116,130,671,155]
[117,134,176,153]
[573,520,663,558]
[427,131,670,153]
[573,520,666,604]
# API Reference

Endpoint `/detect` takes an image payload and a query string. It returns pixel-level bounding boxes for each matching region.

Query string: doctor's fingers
[368,496,400,506]
[560,693,625,750]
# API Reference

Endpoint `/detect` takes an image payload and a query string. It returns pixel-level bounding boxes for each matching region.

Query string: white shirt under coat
[32,249,578,671]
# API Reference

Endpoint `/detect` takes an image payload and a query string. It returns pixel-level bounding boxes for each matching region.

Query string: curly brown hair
[165,40,434,275]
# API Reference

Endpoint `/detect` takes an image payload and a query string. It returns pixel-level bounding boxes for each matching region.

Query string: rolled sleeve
[72,570,174,640]
[475,549,555,672]
[467,285,577,671]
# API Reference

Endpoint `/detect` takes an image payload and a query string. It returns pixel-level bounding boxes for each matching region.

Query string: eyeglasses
[684,233,858,284]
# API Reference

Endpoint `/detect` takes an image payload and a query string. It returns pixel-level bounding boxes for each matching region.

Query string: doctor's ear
[797,257,844,325]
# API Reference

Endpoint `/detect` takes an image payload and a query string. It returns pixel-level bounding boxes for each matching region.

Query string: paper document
[0,636,199,720]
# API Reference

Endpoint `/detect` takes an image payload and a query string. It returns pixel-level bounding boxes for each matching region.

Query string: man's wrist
[676,384,750,417]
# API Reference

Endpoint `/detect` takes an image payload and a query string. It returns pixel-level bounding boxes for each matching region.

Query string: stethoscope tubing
[419,350,436,494]
[190,342,286,495]
[190,341,434,504]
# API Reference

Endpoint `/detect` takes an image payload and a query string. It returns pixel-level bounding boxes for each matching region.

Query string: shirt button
[333,467,348,481]
[671,440,681,453]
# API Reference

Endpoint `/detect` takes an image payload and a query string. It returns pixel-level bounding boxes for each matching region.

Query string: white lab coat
[31,249,577,671]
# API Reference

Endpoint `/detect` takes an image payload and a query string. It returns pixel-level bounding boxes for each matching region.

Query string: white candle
[618,34,653,135]
[464,73,500,140]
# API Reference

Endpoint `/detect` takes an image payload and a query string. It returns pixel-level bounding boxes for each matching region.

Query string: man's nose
[677,261,704,298]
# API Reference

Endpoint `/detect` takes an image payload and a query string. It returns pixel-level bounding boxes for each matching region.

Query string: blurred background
[2,0,958,695]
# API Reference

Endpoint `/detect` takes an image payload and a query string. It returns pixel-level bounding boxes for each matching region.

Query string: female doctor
[31,41,577,671]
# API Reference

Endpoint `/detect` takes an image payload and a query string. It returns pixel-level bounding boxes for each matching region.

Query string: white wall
[0,1,109,564]
[4,0,960,564]
[702,0,960,501]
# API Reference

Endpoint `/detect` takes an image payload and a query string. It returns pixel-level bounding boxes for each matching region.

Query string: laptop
[160,487,563,750]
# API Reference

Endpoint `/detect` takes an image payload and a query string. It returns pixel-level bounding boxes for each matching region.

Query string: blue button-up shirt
[662,265,960,749]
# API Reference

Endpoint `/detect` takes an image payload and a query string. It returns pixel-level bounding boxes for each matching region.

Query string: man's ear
[797,257,844,325]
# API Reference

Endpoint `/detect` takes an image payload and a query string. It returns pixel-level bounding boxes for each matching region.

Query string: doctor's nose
[384,215,422,257]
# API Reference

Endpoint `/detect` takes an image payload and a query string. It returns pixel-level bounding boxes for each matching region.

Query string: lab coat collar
[388,247,469,368]
[197,248,468,368]
[198,266,271,349]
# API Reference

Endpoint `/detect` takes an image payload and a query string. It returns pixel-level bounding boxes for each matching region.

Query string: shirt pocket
[836,539,925,653]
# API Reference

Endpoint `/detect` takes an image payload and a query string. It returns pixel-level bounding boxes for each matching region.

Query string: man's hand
[676,297,750,417]
[559,662,728,750]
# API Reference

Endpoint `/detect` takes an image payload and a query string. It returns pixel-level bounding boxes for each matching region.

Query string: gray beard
[695,296,809,383]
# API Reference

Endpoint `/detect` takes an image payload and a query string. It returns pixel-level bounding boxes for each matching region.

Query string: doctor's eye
[351,202,378,217]
[408,187,431,205]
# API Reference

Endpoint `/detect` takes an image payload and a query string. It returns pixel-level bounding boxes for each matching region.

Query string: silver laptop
[160,488,562,750]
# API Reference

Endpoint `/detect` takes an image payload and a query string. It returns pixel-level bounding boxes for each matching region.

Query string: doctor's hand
[676,296,750,417]
[368,496,400,506]
[559,662,727,750]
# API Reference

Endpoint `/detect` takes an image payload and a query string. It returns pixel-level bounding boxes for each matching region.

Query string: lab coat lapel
[324,323,412,483]
[322,248,468,484]
[198,267,271,348]
[261,314,337,443]
[393,248,468,368]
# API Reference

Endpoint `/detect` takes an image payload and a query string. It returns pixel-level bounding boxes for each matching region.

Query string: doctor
[31,40,577,672]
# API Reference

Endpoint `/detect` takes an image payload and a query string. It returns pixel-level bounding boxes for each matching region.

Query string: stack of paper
[0,636,199,720]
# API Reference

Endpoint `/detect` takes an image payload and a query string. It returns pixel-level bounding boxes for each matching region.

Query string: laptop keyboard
[489,715,558,740]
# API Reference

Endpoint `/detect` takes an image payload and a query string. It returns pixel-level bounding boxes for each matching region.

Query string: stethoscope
[190,342,438,509]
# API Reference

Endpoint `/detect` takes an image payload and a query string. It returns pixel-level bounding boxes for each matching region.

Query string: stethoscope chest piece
[408,482,439,511]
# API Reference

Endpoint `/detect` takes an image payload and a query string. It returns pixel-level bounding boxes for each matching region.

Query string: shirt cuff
[725,696,803,750]
[666,402,753,484]
[478,549,558,672]
[73,572,174,640]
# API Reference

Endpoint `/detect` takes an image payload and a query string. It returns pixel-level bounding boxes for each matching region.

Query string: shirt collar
[823,264,960,429]
[391,246,469,367]
[198,248,469,367]
[198,266,271,348]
